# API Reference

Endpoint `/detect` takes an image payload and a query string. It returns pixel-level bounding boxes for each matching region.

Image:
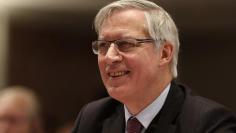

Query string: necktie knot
[127,117,143,133]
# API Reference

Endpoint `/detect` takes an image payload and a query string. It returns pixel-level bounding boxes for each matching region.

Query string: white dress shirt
[124,83,170,133]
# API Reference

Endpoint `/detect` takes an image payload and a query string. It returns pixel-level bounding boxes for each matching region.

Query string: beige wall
[0,10,9,88]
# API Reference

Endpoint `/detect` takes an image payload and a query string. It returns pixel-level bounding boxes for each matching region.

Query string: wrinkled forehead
[97,7,149,32]
[99,9,149,38]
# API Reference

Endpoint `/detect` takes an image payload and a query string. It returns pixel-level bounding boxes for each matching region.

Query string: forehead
[0,95,28,115]
[99,9,149,39]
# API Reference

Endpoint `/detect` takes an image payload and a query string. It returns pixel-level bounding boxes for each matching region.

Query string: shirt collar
[124,83,171,129]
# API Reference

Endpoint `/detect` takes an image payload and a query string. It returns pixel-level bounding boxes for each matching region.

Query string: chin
[106,85,131,102]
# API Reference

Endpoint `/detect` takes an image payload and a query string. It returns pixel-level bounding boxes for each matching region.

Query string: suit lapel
[101,104,125,133]
[145,81,185,133]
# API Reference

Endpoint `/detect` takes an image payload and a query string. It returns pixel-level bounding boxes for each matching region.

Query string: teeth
[110,71,126,77]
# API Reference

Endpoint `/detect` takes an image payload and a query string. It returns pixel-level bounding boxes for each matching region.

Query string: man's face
[98,9,164,103]
[0,97,32,133]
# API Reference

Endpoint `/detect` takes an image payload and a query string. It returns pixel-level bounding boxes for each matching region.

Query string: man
[72,0,236,133]
[0,86,44,133]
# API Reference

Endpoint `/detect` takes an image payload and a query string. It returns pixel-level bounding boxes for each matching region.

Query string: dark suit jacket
[72,82,236,133]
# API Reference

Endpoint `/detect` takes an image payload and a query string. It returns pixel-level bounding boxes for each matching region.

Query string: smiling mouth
[108,71,130,78]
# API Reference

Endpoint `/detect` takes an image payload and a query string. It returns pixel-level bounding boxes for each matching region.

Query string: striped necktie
[127,117,143,133]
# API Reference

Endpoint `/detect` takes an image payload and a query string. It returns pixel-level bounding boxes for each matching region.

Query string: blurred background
[0,0,235,132]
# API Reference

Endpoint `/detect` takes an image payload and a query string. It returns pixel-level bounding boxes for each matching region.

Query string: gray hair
[94,0,180,78]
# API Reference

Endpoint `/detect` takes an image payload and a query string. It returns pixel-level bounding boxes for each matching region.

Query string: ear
[159,42,174,66]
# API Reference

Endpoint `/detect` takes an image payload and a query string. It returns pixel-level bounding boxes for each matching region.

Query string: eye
[98,41,111,50]
[98,41,108,48]
[96,41,110,54]
[116,39,136,51]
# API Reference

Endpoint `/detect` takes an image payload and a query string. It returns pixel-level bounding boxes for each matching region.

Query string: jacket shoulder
[72,97,122,133]
[176,83,236,132]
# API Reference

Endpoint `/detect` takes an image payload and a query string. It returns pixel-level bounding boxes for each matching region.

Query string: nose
[105,43,122,64]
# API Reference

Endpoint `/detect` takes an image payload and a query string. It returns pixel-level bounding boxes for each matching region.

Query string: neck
[124,76,172,115]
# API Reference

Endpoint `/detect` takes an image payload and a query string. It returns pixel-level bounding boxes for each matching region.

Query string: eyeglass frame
[92,38,156,55]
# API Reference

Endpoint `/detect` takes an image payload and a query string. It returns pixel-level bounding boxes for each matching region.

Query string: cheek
[98,60,102,72]
[130,53,160,78]
[98,56,103,69]
[98,58,107,77]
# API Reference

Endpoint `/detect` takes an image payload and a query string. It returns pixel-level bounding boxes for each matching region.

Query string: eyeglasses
[92,38,154,55]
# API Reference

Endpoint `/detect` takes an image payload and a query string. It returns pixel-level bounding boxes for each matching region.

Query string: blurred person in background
[0,86,45,133]
[72,0,236,133]
[55,121,73,133]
